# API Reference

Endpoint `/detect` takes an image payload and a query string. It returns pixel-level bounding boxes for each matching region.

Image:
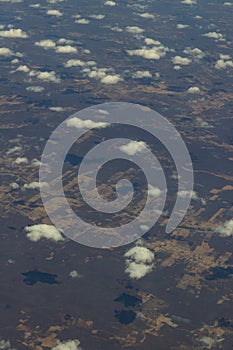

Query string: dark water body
[114,310,136,324]
[114,293,141,308]
[22,270,59,286]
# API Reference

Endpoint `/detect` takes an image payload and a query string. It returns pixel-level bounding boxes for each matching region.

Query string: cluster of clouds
[215,219,233,237]
[51,339,82,350]
[203,31,225,41]
[0,338,15,350]
[65,58,123,85]
[14,63,61,83]
[124,244,155,279]
[0,28,28,38]
[25,224,64,242]
[127,38,169,60]
[172,47,204,70]
[215,54,233,69]
[35,38,78,54]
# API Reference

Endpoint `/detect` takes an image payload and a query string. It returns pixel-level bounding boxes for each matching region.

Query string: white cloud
[119,141,148,155]
[90,14,105,19]
[127,44,169,60]
[110,26,123,32]
[104,0,116,5]
[0,28,28,38]
[203,32,224,41]
[69,270,83,278]
[6,146,22,155]
[148,184,162,197]
[172,56,192,65]
[16,65,30,72]
[195,117,212,128]
[35,39,56,49]
[0,47,14,56]
[25,224,64,242]
[31,158,41,166]
[47,9,63,16]
[0,338,15,350]
[187,86,201,93]
[26,86,44,92]
[215,54,233,69]
[224,1,233,5]
[177,24,189,29]
[66,117,108,129]
[126,26,144,34]
[10,182,19,189]
[215,219,233,237]
[138,13,155,19]
[75,18,90,24]
[65,59,95,68]
[49,106,64,111]
[14,157,29,164]
[23,181,48,190]
[100,74,122,84]
[132,70,152,78]
[124,246,154,280]
[181,0,197,4]
[178,190,198,200]
[30,70,61,83]
[55,45,77,53]
[183,47,205,60]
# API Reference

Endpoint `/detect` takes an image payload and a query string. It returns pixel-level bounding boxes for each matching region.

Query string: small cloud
[31,158,41,166]
[0,338,15,350]
[195,117,213,128]
[124,245,154,280]
[178,190,198,200]
[172,56,192,65]
[203,31,224,41]
[69,270,83,279]
[35,39,56,49]
[119,141,148,156]
[49,106,64,111]
[52,340,82,350]
[26,86,44,92]
[23,181,48,190]
[215,219,233,237]
[138,13,155,19]
[104,0,116,6]
[6,146,22,155]
[187,86,201,93]
[100,74,122,84]
[47,9,63,16]
[29,70,61,83]
[177,24,189,29]
[25,224,64,242]
[215,54,233,69]
[16,65,30,72]
[132,70,152,78]
[14,157,29,164]
[126,26,144,34]
[0,47,14,56]
[55,45,77,53]
[75,18,90,24]
[66,117,108,129]
[0,28,28,38]
[148,184,162,197]
[10,182,19,189]
[181,0,197,4]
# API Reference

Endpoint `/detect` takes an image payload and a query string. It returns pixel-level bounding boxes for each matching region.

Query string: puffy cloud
[0,28,28,38]
[23,181,48,190]
[14,157,29,164]
[55,45,77,53]
[148,184,162,197]
[90,14,105,19]
[57,38,75,45]
[138,13,155,19]
[52,340,81,350]
[47,9,63,16]
[203,32,224,41]
[177,24,189,29]
[215,54,233,69]
[126,26,144,34]
[30,70,61,83]
[224,1,233,5]
[124,245,154,280]
[100,74,122,84]
[10,182,19,189]
[0,47,14,56]
[65,59,95,68]
[31,158,41,166]
[187,86,201,93]
[172,56,192,65]
[26,86,44,92]
[215,220,233,237]
[119,141,148,155]
[66,117,108,129]
[195,117,212,128]
[104,0,116,5]
[75,18,90,24]
[25,224,64,242]
[6,146,22,155]
[110,26,123,32]
[178,190,198,200]
[35,39,56,49]
[69,270,83,278]
[181,0,196,4]
[183,47,205,60]
[16,65,30,72]
[132,70,152,78]
[127,44,169,60]
[0,338,15,350]
[49,106,64,111]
